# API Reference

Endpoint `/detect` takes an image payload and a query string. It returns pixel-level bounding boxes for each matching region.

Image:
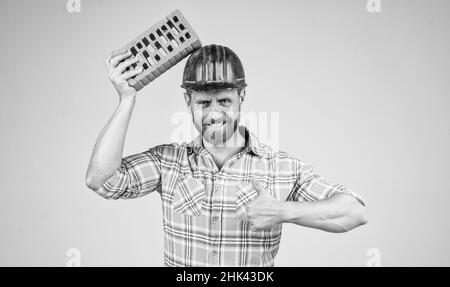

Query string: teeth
[210,122,225,127]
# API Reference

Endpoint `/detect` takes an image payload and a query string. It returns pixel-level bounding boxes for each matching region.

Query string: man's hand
[243,180,286,231]
[106,50,143,100]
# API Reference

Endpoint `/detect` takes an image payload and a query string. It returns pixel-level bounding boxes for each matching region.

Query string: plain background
[0,0,449,266]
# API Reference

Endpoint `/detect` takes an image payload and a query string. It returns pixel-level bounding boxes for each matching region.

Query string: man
[86,44,368,267]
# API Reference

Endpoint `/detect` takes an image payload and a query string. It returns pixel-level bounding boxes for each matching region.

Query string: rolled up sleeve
[96,147,161,200]
[289,160,366,206]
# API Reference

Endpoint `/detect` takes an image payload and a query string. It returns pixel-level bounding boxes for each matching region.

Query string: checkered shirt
[97,127,366,266]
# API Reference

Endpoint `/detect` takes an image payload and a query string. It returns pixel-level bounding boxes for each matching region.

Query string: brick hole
[167,32,179,48]
[167,20,179,35]
[154,41,167,57]
[156,29,168,44]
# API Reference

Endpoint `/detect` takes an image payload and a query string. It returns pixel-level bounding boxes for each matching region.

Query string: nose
[203,99,223,121]
[207,98,221,112]
[205,99,221,113]
[204,111,223,124]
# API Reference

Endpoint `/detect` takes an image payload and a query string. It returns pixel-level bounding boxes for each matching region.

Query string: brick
[115,10,202,91]
[128,78,145,91]
[145,72,156,82]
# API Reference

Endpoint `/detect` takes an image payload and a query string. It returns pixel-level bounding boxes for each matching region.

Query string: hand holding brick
[116,9,202,91]
[106,50,143,99]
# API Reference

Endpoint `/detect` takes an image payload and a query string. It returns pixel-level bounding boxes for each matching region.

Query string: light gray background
[0,0,449,266]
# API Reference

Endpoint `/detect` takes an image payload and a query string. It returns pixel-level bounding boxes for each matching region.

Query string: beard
[200,114,240,146]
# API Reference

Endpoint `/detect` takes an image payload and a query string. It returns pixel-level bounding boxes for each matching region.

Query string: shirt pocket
[172,174,205,216]
[235,182,258,219]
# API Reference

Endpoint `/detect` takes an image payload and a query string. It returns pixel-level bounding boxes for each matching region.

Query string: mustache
[202,116,228,125]
[201,119,239,141]
[203,119,226,125]
[201,112,240,125]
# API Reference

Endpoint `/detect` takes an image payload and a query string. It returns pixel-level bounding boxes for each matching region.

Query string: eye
[219,99,231,104]
[198,101,210,106]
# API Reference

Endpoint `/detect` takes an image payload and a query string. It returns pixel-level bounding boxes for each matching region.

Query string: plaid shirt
[97,127,365,266]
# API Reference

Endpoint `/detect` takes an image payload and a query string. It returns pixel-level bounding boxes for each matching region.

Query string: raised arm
[85,50,143,191]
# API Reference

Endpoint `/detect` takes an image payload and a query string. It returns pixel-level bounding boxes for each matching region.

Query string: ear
[238,88,246,104]
[183,91,192,110]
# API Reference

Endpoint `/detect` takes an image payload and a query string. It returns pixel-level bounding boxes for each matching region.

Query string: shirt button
[214,185,221,193]
[212,216,220,222]
[211,250,218,256]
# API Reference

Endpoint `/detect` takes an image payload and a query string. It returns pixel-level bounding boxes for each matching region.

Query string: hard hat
[181,44,247,91]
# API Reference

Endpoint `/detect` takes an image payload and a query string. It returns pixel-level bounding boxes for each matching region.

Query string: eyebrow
[195,96,233,102]
[195,98,210,103]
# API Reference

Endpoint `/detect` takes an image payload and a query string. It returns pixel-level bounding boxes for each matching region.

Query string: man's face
[185,88,244,146]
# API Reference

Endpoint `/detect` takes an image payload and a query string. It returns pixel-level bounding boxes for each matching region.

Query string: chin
[202,126,236,146]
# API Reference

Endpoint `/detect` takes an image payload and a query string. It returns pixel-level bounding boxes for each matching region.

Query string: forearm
[281,193,368,233]
[86,96,136,190]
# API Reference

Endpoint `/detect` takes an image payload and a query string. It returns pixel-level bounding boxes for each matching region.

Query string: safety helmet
[181,44,247,91]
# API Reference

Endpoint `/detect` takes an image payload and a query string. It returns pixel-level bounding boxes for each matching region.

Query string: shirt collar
[186,126,271,158]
